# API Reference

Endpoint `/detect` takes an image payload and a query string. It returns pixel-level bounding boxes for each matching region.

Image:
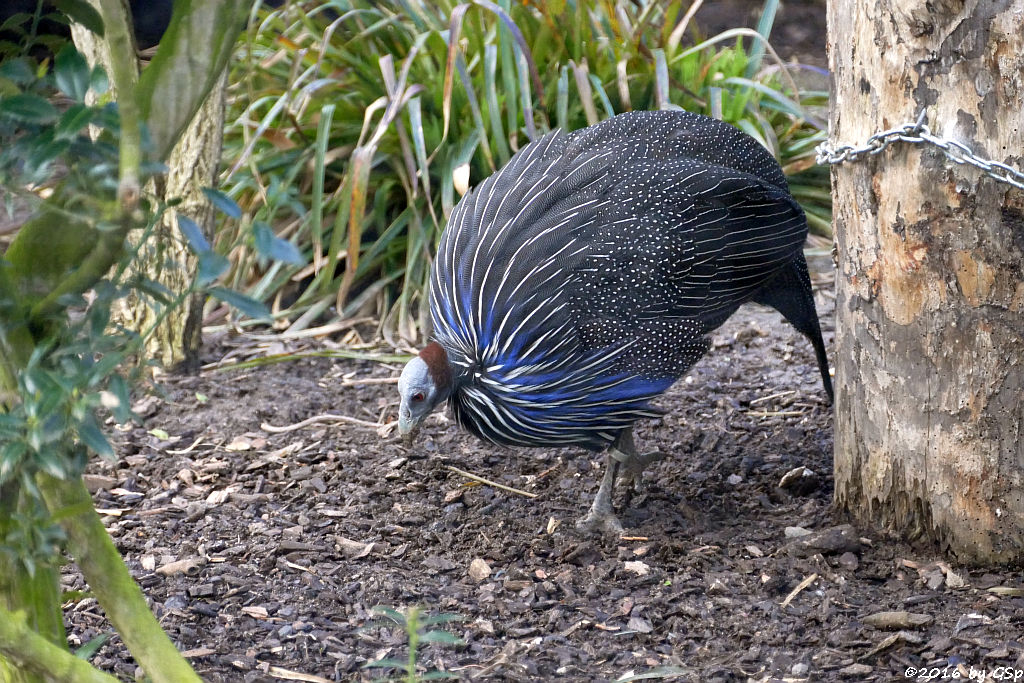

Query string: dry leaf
[863,611,933,630]
[333,535,374,559]
[225,436,252,451]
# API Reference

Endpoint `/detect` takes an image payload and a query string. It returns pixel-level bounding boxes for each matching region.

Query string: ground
[66,275,1024,682]
[45,0,1024,680]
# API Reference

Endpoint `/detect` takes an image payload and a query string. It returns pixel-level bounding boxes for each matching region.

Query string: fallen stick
[780,572,819,608]
[261,413,384,433]
[445,466,539,499]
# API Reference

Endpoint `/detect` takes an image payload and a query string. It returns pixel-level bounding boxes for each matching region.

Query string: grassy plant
[0,2,282,677]
[220,0,830,343]
[363,605,464,682]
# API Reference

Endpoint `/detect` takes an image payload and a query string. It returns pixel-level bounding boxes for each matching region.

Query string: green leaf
[55,45,90,102]
[202,187,242,218]
[0,441,28,483]
[177,214,211,252]
[132,275,174,305]
[107,374,133,424]
[149,428,170,440]
[197,251,229,286]
[0,57,35,86]
[78,411,114,459]
[54,103,94,139]
[89,65,108,95]
[74,633,111,661]
[209,286,271,321]
[363,658,408,669]
[418,630,464,645]
[419,613,464,627]
[370,606,406,624]
[253,221,304,265]
[0,93,57,124]
[53,0,105,37]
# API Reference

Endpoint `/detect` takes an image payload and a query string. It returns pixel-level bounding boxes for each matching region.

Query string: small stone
[839,663,873,676]
[468,558,491,582]
[838,551,859,571]
[164,595,188,610]
[785,526,812,538]
[627,616,653,633]
[727,474,743,485]
[785,524,861,557]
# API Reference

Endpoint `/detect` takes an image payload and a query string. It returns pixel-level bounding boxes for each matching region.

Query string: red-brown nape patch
[419,342,452,392]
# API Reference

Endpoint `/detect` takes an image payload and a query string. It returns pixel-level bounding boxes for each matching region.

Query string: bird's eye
[412,391,425,402]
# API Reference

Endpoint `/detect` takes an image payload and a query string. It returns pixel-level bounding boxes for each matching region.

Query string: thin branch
[261,413,386,433]
[445,466,539,499]
[0,608,120,682]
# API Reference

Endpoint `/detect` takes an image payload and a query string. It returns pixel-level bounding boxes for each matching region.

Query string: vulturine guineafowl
[398,110,833,533]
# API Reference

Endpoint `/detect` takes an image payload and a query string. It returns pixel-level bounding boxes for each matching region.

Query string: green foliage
[220,0,829,341]
[0,42,284,593]
[0,2,80,65]
[364,605,464,682]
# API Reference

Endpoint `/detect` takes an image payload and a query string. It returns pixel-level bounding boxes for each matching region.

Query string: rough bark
[829,0,1024,564]
[71,27,227,372]
[129,71,226,372]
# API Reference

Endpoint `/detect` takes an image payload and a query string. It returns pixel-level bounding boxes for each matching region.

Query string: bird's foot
[619,450,667,492]
[576,506,625,535]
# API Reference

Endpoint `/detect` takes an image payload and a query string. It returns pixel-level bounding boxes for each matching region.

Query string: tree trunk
[71,26,227,372]
[130,71,227,372]
[829,0,1024,564]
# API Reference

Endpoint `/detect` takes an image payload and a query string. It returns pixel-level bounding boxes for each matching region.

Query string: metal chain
[815,110,1024,191]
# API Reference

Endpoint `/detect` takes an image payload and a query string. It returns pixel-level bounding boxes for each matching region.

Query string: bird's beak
[398,406,420,444]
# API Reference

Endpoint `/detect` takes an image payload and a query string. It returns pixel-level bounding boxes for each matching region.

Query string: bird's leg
[610,429,667,499]
[576,429,667,534]
[576,454,624,534]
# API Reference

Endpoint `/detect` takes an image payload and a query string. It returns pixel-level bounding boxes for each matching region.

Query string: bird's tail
[752,253,834,402]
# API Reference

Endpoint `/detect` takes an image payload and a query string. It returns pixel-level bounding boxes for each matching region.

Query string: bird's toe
[576,509,625,536]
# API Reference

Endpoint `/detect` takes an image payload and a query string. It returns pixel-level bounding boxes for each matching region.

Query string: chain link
[815,110,1024,191]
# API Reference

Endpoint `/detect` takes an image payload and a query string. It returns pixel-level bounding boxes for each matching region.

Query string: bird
[397,109,833,533]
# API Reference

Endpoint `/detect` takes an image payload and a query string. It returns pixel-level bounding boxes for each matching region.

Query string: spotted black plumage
[416,110,832,452]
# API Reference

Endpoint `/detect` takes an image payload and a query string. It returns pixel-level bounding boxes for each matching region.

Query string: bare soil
[65,271,1024,681]
[58,2,1023,680]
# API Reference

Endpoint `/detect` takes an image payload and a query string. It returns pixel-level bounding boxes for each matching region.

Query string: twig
[780,572,819,608]
[445,466,539,499]
[267,666,333,683]
[748,410,806,418]
[749,390,796,406]
[261,413,386,433]
[341,376,399,386]
[166,436,209,455]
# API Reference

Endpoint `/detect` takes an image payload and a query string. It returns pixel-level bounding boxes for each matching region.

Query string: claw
[576,507,625,535]
[621,450,667,491]
[577,430,670,535]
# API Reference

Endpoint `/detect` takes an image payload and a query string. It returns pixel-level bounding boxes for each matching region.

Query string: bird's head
[397,342,453,443]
